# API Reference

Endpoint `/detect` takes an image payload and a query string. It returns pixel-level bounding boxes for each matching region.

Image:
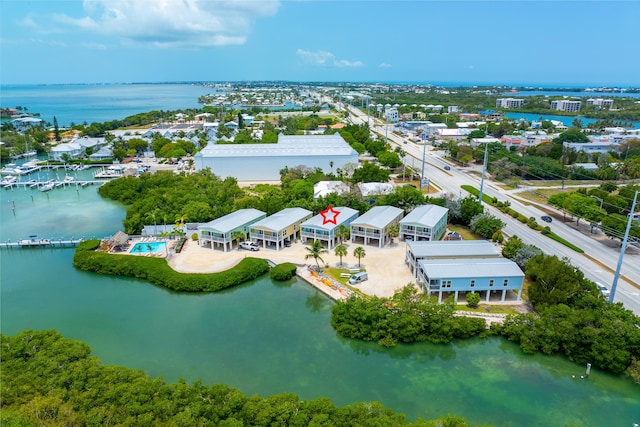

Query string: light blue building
[350,205,404,248]
[405,240,501,277]
[399,204,448,242]
[417,258,524,303]
[198,208,266,252]
[300,207,359,249]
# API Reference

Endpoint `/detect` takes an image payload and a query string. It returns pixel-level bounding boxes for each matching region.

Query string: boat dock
[0,237,84,249]
[2,180,106,190]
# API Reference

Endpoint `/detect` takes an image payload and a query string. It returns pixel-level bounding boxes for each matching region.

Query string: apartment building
[495,98,525,109]
[550,100,581,112]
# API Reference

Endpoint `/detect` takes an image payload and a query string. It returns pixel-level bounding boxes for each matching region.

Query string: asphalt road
[346,104,640,314]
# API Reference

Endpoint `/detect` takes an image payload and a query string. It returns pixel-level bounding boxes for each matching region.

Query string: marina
[0,236,83,249]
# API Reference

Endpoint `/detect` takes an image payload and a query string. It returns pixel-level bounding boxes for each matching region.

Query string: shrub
[270,262,297,281]
[466,292,481,308]
[191,233,198,241]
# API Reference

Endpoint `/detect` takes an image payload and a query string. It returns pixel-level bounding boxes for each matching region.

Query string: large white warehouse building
[194,134,359,181]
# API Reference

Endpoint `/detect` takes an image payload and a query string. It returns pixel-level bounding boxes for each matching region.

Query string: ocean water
[0,83,214,127]
[1,182,639,426]
[505,112,640,128]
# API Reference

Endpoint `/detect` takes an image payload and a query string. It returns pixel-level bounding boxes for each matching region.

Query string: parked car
[348,272,368,285]
[541,215,552,223]
[444,165,451,170]
[239,241,259,251]
[595,282,611,298]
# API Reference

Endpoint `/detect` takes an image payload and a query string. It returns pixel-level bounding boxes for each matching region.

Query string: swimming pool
[129,241,167,254]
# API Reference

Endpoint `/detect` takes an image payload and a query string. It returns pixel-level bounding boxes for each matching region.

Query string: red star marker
[320,206,340,225]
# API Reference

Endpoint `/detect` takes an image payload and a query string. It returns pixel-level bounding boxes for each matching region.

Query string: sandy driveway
[168,238,415,298]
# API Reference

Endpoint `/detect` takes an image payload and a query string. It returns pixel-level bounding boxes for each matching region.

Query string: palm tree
[353,246,366,267]
[387,224,399,244]
[334,243,347,266]
[336,224,350,243]
[305,240,328,268]
[231,230,246,249]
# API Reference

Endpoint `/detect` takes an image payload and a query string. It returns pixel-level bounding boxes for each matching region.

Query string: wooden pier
[0,238,84,249]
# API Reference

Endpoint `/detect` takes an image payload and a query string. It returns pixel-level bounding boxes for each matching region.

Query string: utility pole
[478,142,489,203]
[420,133,427,192]
[610,190,639,303]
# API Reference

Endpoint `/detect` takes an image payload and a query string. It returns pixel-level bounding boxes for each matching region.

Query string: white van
[348,272,368,285]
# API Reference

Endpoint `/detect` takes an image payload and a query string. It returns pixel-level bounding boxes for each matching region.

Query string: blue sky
[1,0,638,86]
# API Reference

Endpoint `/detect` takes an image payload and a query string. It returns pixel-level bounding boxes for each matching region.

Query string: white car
[595,282,610,298]
[239,241,259,251]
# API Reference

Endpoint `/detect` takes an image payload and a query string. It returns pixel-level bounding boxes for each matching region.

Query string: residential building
[250,207,313,250]
[550,100,581,112]
[300,207,359,249]
[198,208,266,252]
[563,141,620,154]
[586,98,614,109]
[357,182,394,197]
[405,240,501,277]
[399,204,449,242]
[447,106,459,114]
[313,181,351,199]
[11,117,43,131]
[385,107,399,123]
[416,258,524,303]
[194,134,359,181]
[495,98,525,108]
[350,205,404,248]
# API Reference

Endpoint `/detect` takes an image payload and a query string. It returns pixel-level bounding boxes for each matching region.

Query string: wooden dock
[0,238,84,249]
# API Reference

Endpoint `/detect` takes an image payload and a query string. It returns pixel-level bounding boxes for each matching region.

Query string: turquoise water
[130,241,167,253]
[505,111,640,129]
[1,185,639,426]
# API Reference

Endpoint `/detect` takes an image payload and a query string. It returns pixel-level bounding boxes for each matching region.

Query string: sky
[1,0,639,86]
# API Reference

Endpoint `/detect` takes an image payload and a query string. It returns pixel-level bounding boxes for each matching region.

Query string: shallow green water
[1,186,639,426]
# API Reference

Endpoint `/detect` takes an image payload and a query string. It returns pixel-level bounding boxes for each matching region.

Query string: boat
[0,163,19,175]
[13,161,40,175]
[39,180,55,192]
[1,175,18,187]
[18,235,51,246]
[63,175,75,183]
[94,165,127,178]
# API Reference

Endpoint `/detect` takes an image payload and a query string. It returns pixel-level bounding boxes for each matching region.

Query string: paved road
[346,104,640,314]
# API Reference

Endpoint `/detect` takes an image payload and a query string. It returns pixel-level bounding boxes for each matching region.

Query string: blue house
[417,258,524,303]
[300,207,359,249]
[399,204,448,242]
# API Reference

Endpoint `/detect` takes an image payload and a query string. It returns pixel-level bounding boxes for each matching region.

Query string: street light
[478,142,489,203]
[610,191,639,303]
[420,132,428,193]
[589,195,604,209]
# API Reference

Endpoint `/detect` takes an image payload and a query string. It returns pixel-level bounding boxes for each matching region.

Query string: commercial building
[300,207,359,249]
[417,258,524,303]
[198,208,266,252]
[350,206,404,248]
[399,204,449,242]
[194,134,358,181]
[250,207,313,251]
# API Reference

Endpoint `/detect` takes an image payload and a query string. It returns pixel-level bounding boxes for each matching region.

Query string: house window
[503,279,509,286]
[489,280,494,287]
[470,280,475,288]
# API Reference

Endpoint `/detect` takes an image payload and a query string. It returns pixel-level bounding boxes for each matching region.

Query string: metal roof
[407,240,501,258]
[197,133,357,158]
[419,258,524,279]
[351,206,403,229]
[400,204,448,227]
[199,209,266,234]
[252,207,312,231]
[300,207,359,231]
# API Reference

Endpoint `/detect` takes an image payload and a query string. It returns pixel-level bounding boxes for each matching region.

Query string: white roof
[314,181,351,199]
[358,182,394,196]
[400,204,448,228]
[199,209,266,234]
[197,133,357,158]
[408,240,501,258]
[252,207,312,231]
[300,207,359,231]
[419,258,524,279]
[351,206,403,229]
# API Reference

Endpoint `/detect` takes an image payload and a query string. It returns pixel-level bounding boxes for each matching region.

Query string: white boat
[13,162,40,175]
[0,163,19,175]
[39,180,55,192]
[63,175,75,183]
[94,165,126,178]
[18,235,51,246]
[1,175,18,187]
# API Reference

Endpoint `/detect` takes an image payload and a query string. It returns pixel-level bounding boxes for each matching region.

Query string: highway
[345,103,640,314]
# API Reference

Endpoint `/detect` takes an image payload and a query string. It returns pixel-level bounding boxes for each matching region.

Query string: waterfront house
[300,207,359,249]
[11,117,43,131]
[405,240,501,277]
[416,258,524,303]
[250,207,313,250]
[199,208,266,252]
[350,205,404,248]
[399,204,449,242]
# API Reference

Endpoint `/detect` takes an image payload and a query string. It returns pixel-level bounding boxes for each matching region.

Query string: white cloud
[297,49,363,68]
[379,63,392,68]
[82,42,107,50]
[52,0,281,48]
